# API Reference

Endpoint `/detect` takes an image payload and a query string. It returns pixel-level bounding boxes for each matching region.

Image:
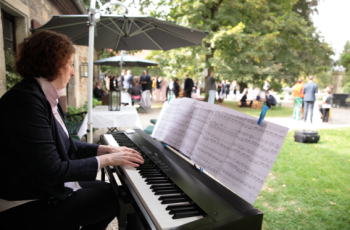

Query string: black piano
[100,129,263,230]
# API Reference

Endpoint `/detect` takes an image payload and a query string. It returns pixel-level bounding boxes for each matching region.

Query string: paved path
[91,102,349,144]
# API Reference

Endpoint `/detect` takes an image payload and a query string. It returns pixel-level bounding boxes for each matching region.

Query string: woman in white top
[320,86,332,123]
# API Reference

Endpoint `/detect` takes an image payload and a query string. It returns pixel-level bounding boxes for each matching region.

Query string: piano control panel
[140,145,172,172]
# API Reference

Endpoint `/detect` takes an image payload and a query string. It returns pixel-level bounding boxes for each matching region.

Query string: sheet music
[191,110,247,176]
[152,98,288,204]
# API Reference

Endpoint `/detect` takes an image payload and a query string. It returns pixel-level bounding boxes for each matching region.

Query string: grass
[215,100,293,117]
[254,128,350,229]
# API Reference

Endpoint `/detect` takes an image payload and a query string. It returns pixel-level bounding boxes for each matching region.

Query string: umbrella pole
[87,0,97,143]
[120,50,123,79]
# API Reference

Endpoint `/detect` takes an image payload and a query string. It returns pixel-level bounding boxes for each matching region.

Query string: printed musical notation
[152,98,289,205]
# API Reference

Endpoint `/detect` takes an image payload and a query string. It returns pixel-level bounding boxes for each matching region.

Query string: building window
[1,10,16,54]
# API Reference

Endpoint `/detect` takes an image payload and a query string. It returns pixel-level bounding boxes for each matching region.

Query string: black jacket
[93,87,106,99]
[184,78,194,92]
[0,77,99,201]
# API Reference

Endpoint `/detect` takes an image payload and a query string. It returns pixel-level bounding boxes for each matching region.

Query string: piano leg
[125,213,146,230]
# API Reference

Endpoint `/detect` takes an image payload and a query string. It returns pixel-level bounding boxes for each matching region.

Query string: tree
[136,0,333,94]
[339,41,350,93]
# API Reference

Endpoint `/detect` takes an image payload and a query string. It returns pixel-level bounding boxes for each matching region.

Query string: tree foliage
[133,0,333,92]
[339,41,350,93]
[5,50,22,90]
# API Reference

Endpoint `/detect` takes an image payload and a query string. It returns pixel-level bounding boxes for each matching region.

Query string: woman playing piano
[0,30,144,230]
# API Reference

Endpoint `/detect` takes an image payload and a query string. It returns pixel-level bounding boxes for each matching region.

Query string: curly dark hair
[15,30,75,81]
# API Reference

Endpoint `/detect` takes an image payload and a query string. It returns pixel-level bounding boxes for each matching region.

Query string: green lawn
[255,128,350,229]
[215,100,293,117]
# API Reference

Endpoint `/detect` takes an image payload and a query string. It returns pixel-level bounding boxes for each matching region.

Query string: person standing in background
[123,70,133,90]
[232,80,237,99]
[168,79,174,98]
[217,81,223,100]
[161,77,168,102]
[224,80,230,98]
[198,80,204,95]
[173,78,180,98]
[109,73,117,91]
[140,70,150,92]
[155,76,162,102]
[263,80,270,91]
[152,77,156,99]
[302,76,318,123]
[207,71,217,104]
[120,69,126,90]
[184,74,194,98]
[292,78,304,121]
[147,72,153,96]
[320,86,332,123]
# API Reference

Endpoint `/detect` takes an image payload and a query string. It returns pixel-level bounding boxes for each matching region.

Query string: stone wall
[0,0,96,109]
[23,0,60,26]
[75,45,99,108]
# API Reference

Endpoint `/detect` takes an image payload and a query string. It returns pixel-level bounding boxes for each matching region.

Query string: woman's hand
[97,146,144,168]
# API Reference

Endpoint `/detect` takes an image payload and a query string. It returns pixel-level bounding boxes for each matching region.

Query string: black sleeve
[4,93,98,185]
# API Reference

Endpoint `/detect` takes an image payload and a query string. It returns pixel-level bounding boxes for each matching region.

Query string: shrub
[5,50,21,89]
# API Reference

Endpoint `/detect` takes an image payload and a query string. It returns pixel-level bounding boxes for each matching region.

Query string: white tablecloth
[121,92,132,105]
[77,106,142,138]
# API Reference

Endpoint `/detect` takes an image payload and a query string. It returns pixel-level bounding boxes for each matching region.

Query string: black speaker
[294,130,320,143]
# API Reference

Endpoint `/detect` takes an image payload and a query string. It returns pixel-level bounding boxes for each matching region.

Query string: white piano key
[121,165,203,230]
[104,135,203,230]
[103,134,119,146]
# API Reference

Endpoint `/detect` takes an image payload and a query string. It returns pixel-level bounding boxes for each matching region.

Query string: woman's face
[53,54,75,91]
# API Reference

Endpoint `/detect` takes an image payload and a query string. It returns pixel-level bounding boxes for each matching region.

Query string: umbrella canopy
[34,15,209,50]
[94,54,158,67]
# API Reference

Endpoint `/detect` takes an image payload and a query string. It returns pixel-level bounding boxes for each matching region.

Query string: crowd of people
[94,71,207,103]
[95,70,332,124]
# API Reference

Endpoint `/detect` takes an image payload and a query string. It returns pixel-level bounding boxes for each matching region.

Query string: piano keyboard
[101,130,263,230]
[103,133,203,230]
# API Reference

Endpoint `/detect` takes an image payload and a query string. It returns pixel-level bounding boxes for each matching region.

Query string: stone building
[0,0,97,111]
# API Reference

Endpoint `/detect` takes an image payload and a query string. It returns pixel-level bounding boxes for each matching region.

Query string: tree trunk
[204,45,216,101]
[239,82,247,93]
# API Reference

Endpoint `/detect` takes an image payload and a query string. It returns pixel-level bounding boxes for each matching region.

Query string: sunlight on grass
[215,101,293,117]
[255,128,350,229]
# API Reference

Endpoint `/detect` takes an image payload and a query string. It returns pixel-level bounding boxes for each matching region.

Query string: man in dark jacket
[139,70,151,92]
[264,91,277,109]
[184,74,194,98]
[302,76,318,123]
[93,82,106,100]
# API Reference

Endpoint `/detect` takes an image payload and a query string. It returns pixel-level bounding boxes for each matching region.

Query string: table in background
[77,106,142,139]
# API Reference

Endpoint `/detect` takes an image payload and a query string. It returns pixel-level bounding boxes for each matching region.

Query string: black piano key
[139,172,161,175]
[137,165,155,168]
[146,179,169,184]
[150,185,174,190]
[144,177,166,182]
[161,197,188,204]
[159,195,187,204]
[168,206,197,214]
[142,174,164,178]
[172,210,201,219]
[154,189,180,195]
[166,203,194,211]
[136,168,158,172]
[152,186,176,191]
[141,174,163,178]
